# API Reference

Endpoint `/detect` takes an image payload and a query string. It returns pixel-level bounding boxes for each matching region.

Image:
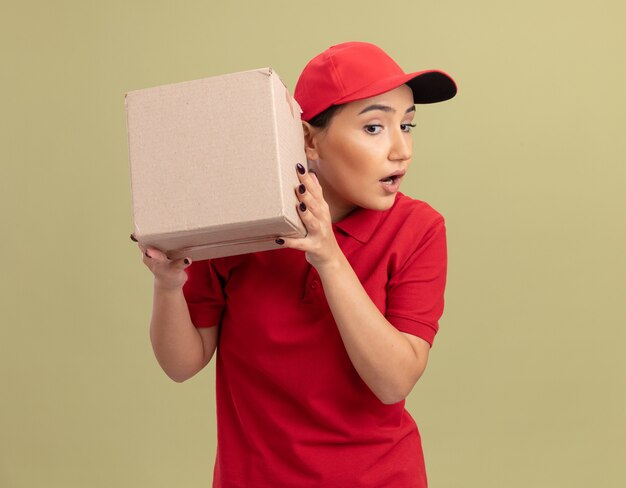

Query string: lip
[380,169,406,180]
[382,169,406,179]
[379,170,406,193]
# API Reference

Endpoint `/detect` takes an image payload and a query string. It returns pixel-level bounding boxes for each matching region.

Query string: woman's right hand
[131,234,192,291]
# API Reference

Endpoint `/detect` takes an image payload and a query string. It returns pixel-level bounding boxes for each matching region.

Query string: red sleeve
[182,259,225,328]
[385,218,447,346]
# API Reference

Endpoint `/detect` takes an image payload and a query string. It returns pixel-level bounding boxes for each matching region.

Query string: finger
[295,193,316,218]
[296,182,307,200]
[297,201,321,232]
[138,244,155,266]
[143,246,169,263]
[276,236,309,252]
[171,256,192,270]
[295,182,311,207]
[309,172,325,200]
[294,174,323,204]
[310,171,321,190]
[295,183,330,224]
[296,164,323,199]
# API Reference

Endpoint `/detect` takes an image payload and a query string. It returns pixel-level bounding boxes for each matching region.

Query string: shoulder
[383,194,447,272]
[375,193,447,267]
[386,192,445,232]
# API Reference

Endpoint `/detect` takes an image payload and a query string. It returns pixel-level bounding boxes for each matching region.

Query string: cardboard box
[125,67,307,261]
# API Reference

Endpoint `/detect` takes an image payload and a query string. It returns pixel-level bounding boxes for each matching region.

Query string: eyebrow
[358,104,416,115]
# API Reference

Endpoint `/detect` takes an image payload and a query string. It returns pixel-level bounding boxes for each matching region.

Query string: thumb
[172,256,192,270]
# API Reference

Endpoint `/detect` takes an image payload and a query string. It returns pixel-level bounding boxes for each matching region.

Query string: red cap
[294,41,457,121]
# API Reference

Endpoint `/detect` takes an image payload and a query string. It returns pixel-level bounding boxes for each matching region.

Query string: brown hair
[306,104,344,129]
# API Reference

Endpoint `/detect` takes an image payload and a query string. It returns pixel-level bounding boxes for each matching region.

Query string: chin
[362,195,397,212]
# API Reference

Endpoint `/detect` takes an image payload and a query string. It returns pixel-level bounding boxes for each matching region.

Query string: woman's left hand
[277,163,343,271]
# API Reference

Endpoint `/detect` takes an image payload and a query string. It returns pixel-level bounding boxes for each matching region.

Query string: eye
[364,124,383,135]
[401,123,417,133]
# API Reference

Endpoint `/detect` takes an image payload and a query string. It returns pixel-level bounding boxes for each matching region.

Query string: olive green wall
[2,1,625,486]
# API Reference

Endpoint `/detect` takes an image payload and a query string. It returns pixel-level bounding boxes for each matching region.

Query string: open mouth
[380,175,400,184]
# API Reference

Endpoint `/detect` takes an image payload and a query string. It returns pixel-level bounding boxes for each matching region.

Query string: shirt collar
[332,193,400,244]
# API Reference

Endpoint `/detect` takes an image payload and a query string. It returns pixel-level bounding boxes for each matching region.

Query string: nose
[388,127,412,163]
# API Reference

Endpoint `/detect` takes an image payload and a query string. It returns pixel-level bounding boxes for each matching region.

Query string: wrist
[153,279,184,294]
[315,249,348,277]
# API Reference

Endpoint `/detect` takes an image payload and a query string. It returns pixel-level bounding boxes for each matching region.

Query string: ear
[302,121,321,161]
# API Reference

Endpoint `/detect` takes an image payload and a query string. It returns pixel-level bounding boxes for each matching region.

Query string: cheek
[325,133,376,169]
[319,129,389,188]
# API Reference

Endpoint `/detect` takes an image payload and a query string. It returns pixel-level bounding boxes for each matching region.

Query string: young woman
[134,41,456,487]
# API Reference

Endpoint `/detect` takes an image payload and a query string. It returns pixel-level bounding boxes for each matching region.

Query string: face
[303,84,415,223]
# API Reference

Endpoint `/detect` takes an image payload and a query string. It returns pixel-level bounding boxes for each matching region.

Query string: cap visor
[335,70,457,105]
[406,70,457,103]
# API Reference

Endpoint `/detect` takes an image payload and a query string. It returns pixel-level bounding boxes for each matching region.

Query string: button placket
[301,265,322,302]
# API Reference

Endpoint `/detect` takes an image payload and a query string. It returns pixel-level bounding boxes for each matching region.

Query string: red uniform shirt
[183,192,447,488]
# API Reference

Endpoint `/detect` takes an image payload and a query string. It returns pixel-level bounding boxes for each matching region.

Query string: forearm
[283,168,429,403]
[317,255,426,404]
[149,283,206,383]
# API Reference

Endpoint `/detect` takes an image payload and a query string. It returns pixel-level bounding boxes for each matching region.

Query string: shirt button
[310,280,319,289]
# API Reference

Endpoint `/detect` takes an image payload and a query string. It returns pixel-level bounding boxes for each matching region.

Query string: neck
[309,166,357,223]
[331,207,356,224]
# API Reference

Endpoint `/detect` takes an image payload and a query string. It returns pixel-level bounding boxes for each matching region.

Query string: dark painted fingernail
[184,258,190,265]
[298,184,306,194]
[144,250,151,258]
[130,234,138,242]
[299,202,307,212]
[275,238,285,245]
[296,163,306,175]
